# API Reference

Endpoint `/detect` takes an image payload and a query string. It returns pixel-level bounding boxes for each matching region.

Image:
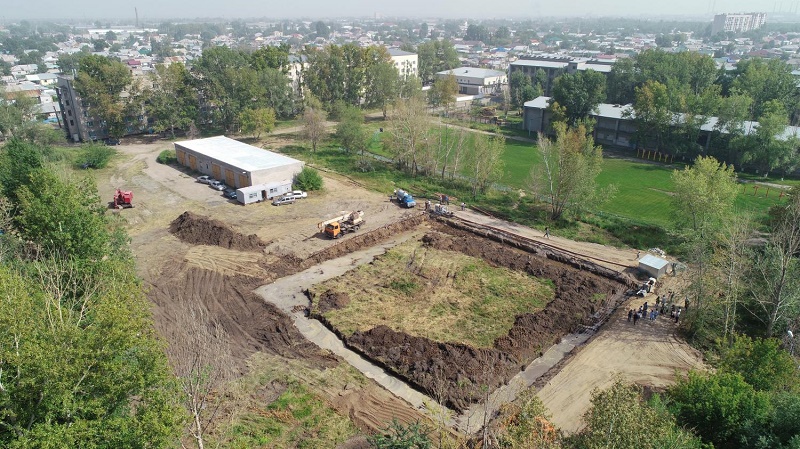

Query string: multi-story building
[508,56,614,96]
[711,13,767,35]
[56,75,148,142]
[387,48,418,79]
[436,67,507,96]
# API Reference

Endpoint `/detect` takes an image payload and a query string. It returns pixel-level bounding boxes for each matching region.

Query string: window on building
[69,120,74,126]
[67,110,72,116]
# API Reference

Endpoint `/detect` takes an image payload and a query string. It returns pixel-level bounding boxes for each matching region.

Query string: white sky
[0,0,780,21]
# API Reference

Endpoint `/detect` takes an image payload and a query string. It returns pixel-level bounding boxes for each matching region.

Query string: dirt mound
[317,290,350,313]
[149,265,335,372]
[339,225,625,412]
[170,211,267,252]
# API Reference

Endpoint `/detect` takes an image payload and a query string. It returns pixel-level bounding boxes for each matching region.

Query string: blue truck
[393,189,416,208]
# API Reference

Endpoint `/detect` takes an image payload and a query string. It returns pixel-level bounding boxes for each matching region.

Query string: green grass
[311,239,554,348]
[223,382,356,449]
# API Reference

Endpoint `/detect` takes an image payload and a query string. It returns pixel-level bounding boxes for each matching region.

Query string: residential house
[436,67,506,96]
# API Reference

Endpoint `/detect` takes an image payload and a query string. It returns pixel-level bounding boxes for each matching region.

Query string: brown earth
[340,223,625,412]
[317,289,351,313]
[169,211,268,251]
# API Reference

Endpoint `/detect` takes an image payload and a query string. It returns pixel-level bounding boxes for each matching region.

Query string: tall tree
[748,189,800,337]
[301,97,327,153]
[530,122,605,221]
[238,107,275,139]
[147,63,197,138]
[742,100,797,177]
[191,46,256,132]
[606,57,636,104]
[364,53,400,119]
[428,72,458,110]
[416,40,459,84]
[385,96,431,176]
[335,105,368,155]
[627,80,671,151]
[731,58,796,119]
[551,70,606,124]
[74,55,133,138]
[470,134,505,196]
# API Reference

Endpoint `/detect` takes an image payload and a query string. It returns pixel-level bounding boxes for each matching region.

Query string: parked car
[286,190,308,200]
[209,180,226,191]
[272,195,296,206]
[197,175,214,184]
[224,189,238,199]
[104,138,121,146]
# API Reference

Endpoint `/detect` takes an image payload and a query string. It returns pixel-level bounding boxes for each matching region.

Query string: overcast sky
[0,0,782,21]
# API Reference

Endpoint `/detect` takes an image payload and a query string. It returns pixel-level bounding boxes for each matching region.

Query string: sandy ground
[537,282,704,433]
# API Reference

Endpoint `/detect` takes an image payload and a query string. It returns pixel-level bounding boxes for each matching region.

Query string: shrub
[76,143,115,169]
[156,149,177,165]
[295,166,323,191]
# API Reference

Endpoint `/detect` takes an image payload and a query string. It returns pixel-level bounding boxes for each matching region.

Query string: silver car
[271,195,296,206]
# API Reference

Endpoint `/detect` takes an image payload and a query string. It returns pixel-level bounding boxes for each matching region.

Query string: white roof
[437,67,506,78]
[175,136,302,172]
[510,59,569,69]
[595,102,632,119]
[524,96,550,109]
[639,254,670,270]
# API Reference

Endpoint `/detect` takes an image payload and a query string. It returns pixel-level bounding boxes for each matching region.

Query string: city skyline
[0,0,782,21]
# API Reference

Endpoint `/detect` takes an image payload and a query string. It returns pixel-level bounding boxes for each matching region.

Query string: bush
[76,143,115,169]
[156,149,177,165]
[295,166,324,191]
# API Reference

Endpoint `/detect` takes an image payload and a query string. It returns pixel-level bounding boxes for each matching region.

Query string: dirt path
[537,293,704,433]
[453,209,639,271]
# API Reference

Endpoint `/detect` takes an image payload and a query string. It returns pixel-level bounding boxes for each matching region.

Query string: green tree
[191,46,256,132]
[530,122,605,220]
[551,70,606,124]
[294,166,324,191]
[742,100,796,177]
[74,55,133,138]
[731,58,796,119]
[365,60,400,119]
[718,335,799,392]
[335,105,368,156]
[0,138,44,202]
[669,371,772,449]
[301,98,328,153]
[509,71,540,113]
[606,57,636,104]
[302,44,347,106]
[250,43,290,73]
[385,96,431,176]
[0,88,38,139]
[238,107,275,138]
[464,24,490,42]
[147,63,197,138]
[627,80,671,151]
[573,378,703,449]
[416,40,459,84]
[747,189,800,338]
[470,134,505,196]
[428,72,458,110]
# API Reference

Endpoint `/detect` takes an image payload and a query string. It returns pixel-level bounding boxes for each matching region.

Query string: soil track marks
[169,211,268,251]
[340,223,624,412]
[149,264,333,371]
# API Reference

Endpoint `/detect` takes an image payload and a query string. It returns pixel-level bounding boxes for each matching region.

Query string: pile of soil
[316,289,350,313]
[170,211,267,252]
[339,224,625,411]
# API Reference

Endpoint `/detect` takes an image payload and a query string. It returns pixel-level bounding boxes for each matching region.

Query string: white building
[436,67,507,96]
[174,136,304,193]
[711,13,767,35]
[387,48,418,79]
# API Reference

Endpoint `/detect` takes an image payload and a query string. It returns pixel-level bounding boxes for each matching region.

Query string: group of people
[627,294,683,325]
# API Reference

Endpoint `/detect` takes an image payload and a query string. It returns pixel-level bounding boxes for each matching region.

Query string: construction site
[100,140,705,446]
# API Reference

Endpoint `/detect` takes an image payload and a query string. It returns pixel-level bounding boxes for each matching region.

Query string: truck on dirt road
[392,189,416,208]
[318,211,365,239]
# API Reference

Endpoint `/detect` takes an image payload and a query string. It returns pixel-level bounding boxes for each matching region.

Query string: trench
[253,217,622,434]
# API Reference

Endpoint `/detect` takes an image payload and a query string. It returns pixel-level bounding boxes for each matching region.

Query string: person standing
[628,309,633,322]
[633,311,639,325]
[461,202,465,211]
[544,227,550,239]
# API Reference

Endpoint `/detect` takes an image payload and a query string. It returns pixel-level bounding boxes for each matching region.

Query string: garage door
[238,173,249,187]
[212,164,222,180]
[187,155,197,170]
[176,149,186,165]
[225,169,235,187]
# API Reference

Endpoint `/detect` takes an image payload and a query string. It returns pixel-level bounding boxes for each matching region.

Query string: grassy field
[310,238,554,348]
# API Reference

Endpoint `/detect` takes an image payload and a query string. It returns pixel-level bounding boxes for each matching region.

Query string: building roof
[523,96,550,109]
[510,59,569,69]
[387,48,415,57]
[174,136,302,172]
[437,67,505,78]
[639,254,670,270]
[595,102,632,119]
